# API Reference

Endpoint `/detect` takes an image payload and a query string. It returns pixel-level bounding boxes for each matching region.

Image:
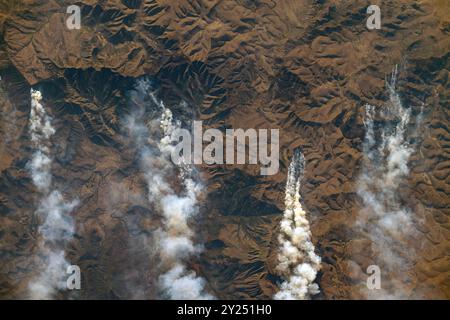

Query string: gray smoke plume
[274,150,321,300]
[27,89,78,299]
[126,80,213,299]
[357,66,422,299]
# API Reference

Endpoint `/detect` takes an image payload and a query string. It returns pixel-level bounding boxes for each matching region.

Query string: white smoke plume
[274,150,321,300]
[357,66,422,299]
[27,89,78,299]
[159,264,211,300]
[28,89,55,191]
[126,80,213,299]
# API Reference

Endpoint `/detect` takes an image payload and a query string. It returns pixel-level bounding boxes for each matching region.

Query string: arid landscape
[0,0,449,299]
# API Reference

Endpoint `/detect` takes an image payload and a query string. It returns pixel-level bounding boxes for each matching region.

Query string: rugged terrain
[0,0,449,299]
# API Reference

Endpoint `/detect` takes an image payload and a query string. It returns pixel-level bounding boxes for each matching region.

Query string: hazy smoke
[274,150,321,300]
[126,80,213,299]
[36,190,77,242]
[159,264,211,300]
[357,66,421,299]
[27,89,78,299]
[28,250,70,300]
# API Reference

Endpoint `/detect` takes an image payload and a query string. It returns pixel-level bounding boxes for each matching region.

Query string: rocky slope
[0,0,449,299]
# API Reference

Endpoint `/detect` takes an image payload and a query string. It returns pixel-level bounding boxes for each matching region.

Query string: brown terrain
[0,0,449,299]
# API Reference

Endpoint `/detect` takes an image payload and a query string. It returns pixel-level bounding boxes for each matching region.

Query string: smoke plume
[28,89,55,191]
[27,89,78,299]
[126,80,213,299]
[357,66,422,299]
[274,150,321,300]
